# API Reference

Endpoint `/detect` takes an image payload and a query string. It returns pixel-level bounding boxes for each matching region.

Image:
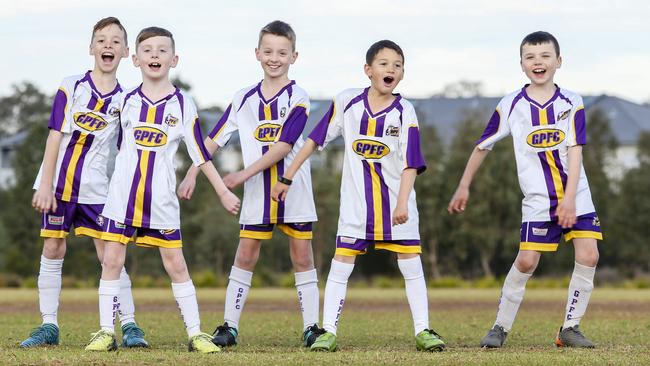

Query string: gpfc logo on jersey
[353,139,390,159]
[164,114,178,127]
[73,112,108,132]
[133,126,168,147]
[526,128,565,148]
[255,123,282,142]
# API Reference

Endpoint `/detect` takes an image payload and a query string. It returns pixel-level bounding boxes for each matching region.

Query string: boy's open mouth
[101,53,115,62]
[383,76,395,84]
[532,68,546,75]
[149,62,162,70]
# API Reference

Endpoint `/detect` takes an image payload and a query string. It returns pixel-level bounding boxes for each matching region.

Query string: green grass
[1,288,649,365]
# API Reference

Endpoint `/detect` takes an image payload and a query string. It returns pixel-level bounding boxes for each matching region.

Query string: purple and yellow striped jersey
[208,81,317,225]
[476,86,595,222]
[308,88,426,241]
[101,86,211,229]
[33,71,122,204]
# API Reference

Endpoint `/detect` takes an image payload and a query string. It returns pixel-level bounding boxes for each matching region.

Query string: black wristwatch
[278,176,293,185]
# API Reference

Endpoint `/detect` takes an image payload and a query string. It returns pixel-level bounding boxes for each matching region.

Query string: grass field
[1,287,649,365]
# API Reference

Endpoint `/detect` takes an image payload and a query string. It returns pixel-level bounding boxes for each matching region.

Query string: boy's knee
[165,256,188,276]
[514,254,539,274]
[235,247,260,270]
[102,253,124,272]
[42,238,66,259]
[291,253,314,272]
[576,248,599,267]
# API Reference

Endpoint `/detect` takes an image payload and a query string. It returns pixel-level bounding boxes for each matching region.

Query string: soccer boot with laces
[85,329,118,351]
[302,324,326,347]
[416,329,446,352]
[19,323,59,348]
[555,325,595,348]
[211,322,238,347]
[121,323,149,348]
[310,331,337,352]
[189,332,221,353]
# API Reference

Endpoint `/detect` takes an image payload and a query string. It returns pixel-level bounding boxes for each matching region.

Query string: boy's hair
[520,31,560,57]
[258,20,296,51]
[92,17,127,45]
[136,27,175,51]
[365,40,404,65]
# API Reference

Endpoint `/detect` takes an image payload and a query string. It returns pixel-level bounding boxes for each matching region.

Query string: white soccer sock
[118,267,136,326]
[172,280,201,337]
[98,279,120,332]
[494,265,532,332]
[223,266,253,330]
[38,255,63,326]
[322,259,355,335]
[295,269,319,330]
[563,262,596,328]
[398,256,430,335]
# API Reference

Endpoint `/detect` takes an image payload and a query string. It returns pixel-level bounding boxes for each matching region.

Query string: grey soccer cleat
[480,325,508,348]
[555,325,595,348]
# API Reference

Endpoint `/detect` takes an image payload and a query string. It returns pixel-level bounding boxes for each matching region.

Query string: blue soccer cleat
[20,323,60,348]
[121,323,149,348]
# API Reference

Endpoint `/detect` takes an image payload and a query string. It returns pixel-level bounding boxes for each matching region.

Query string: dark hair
[92,17,127,45]
[366,40,404,65]
[520,31,560,57]
[259,20,296,51]
[136,27,175,51]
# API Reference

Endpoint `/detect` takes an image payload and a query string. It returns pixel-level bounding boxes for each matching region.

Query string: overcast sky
[2,0,649,108]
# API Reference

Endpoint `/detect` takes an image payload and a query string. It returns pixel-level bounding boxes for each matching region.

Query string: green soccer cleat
[85,329,118,351]
[19,323,60,348]
[416,329,446,352]
[303,324,326,347]
[555,325,595,348]
[188,332,222,353]
[121,323,149,348]
[310,331,337,352]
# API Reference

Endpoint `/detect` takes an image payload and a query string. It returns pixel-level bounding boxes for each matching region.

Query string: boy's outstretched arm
[392,168,417,225]
[177,137,219,200]
[199,160,241,215]
[32,130,63,213]
[447,146,490,214]
[271,138,318,202]
[223,142,292,189]
[556,145,581,228]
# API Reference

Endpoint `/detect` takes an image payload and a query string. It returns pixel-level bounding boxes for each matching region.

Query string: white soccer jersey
[208,81,317,225]
[101,86,211,229]
[34,71,122,204]
[476,86,595,222]
[308,88,426,241]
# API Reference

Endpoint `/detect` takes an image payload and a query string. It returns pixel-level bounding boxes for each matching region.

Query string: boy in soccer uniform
[272,40,445,352]
[178,20,323,348]
[84,27,240,353]
[22,17,148,349]
[448,31,602,348]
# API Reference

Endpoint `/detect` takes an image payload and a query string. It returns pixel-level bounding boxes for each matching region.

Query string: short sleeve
[277,92,309,145]
[567,97,586,146]
[182,97,212,166]
[399,103,426,174]
[476,98,511,150]
[208,103,238,147]
[308,94,344,150]
[48,78,74,133]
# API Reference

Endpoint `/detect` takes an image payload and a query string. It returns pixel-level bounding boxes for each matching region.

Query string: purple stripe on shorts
[286,222,312,232]
[538,151,559,219]
[141,151,156,228]
[570,212,601,233]
[375,163,392,240]
[69,133,95,202]
[530,104,540,126]
[55,130,81,199]
[240,224,274,232]
[336,236,368,252]
[362,160,374,240]
[262,145,271,224]
[520,220,562,243]
[125,149,143,223]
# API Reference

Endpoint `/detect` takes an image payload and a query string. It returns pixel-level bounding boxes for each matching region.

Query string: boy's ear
[170,54,179,68]
[132,53,139,67]
[364,63,372,79]
[122,46,130,59]
[291,51,298,64]
[255,47,261,61]
[557,55,563,69]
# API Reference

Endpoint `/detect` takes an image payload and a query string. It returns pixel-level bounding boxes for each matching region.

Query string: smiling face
[520,41,562,87]
[364,48,404,95]
[255,33,297,80]
[89,24,129,74]
[132,36,178,81]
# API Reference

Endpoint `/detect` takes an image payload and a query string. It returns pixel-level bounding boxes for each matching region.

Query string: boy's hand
[271,182,289,202]
[32,188,57,213]
[218,190,241,215]
[223,171,246,189]
[556,199,577,229]
[447,186,469,214]
[392,203,409,226]
[177,176,196,200]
